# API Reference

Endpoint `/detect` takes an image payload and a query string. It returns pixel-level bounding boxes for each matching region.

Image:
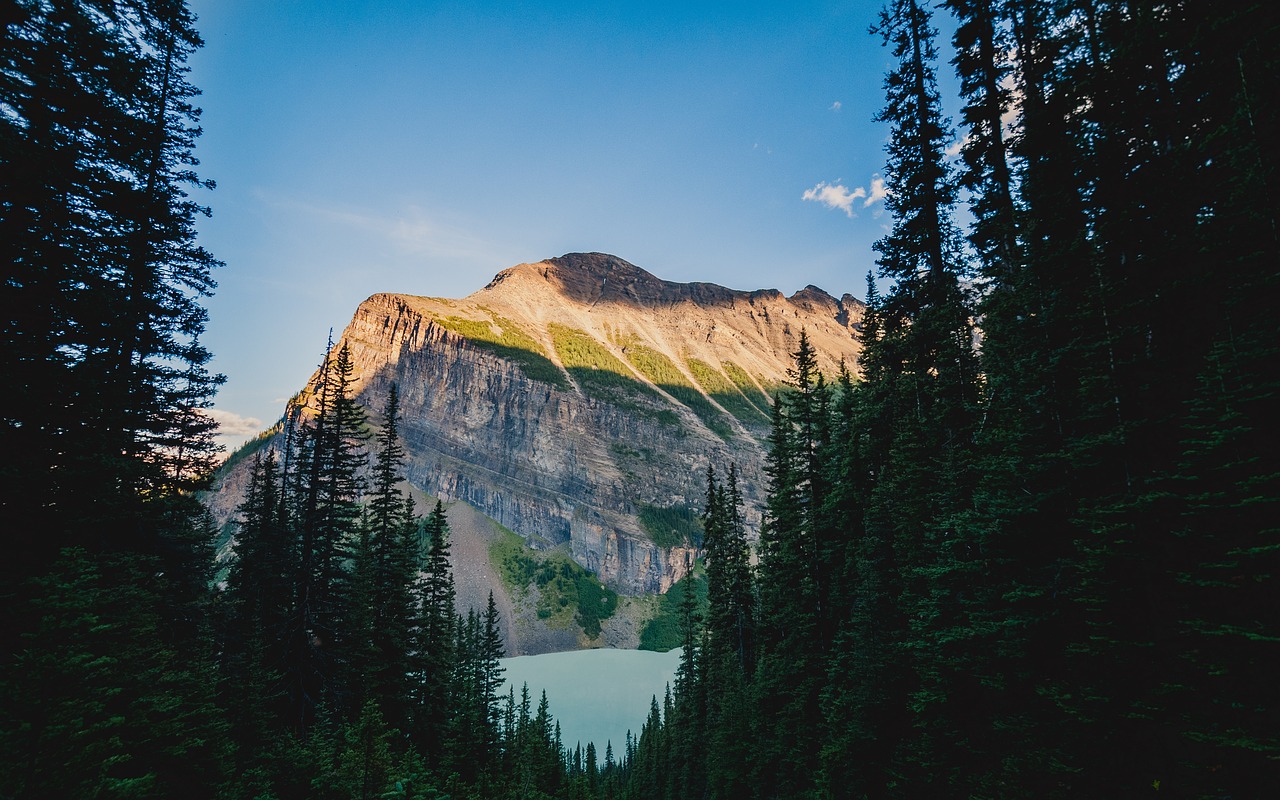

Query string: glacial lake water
[499,647,682,753]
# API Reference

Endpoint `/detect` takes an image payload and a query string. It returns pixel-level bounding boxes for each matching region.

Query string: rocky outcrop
[211,253,862,596]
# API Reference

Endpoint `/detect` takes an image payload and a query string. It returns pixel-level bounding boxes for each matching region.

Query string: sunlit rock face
[209,253,862,596]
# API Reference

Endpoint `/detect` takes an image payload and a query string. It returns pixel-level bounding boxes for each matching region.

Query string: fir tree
[700,464,756,800]
[0,1,224,583]
[751,336,828,798]
[413,500,457,760]
[288,339,371,730]
[362,384,420,730]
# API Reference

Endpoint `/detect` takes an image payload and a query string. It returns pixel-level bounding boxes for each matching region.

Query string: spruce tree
[751,335,827,798]
[1,4,231,796]
[0,1,223,581]
[480,591,508,766]
[362,384,420,731]
[413,500,457,760]
[808,2,985,793]
[290,340,370,725]
[701,464,756,800]
[669,554,705,800]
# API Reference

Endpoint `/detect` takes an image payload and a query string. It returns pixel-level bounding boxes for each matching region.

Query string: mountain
[206,253,863,652]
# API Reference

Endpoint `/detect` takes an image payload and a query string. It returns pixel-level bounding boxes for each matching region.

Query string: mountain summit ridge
[482,252,848,312]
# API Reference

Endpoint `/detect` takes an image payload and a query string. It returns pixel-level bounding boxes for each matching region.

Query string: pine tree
[312,698,395,800]
[1,549,231,799]
[700,464,755,800]
[0,1,224,584]
[0,4,232,796]
[218,450,298,788]
[362,384,420,731]
[412,500,457,760]
[796,2,986,793]
[819,283,910,798]
[751,335,828,798]
[289,339,370,726]
[669,554,705,800]
[479,591,508,766]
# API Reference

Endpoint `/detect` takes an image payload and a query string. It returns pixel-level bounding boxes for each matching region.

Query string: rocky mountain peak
[483,252,741,309]
[207,254,867,653]
[788,285,842,314]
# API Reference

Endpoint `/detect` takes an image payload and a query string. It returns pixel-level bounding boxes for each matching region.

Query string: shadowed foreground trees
[641,1,1278,798]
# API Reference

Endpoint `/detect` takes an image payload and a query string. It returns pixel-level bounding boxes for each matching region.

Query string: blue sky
[189,0,946,447]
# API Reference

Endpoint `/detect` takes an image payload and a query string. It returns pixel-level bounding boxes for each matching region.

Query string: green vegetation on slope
[638,566,708,652]
[637,502,703,548]
[218,419,280,475]
[489,527,618,638]
[548,324,678,426]
[437,314,568,388]
[618,340,734,440]
[721,360,774,413]
[687,357,771,427]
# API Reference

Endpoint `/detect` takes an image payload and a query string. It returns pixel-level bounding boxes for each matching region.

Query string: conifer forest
[1,1,1276,798]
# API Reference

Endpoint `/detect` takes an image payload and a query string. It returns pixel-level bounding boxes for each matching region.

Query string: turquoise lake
[500,647,682,753]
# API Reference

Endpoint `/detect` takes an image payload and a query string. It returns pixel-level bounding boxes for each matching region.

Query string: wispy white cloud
[829,101,842,112]
[802,182,865,217]
[945,136,967,159]
[864,176,887,207]
[256,191,511,266]
[803,176,888,217]
[206,408,264,438]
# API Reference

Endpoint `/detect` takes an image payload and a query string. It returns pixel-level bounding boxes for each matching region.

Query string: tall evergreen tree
[1,3,232,796]
[0,1,223,581]
[668,554,705,800]
[307,342,371,717]
[359,384,420,730]
[700,464,755,800]
[752,332,830,798]
[413,500,457,760]
[813,2,984,793]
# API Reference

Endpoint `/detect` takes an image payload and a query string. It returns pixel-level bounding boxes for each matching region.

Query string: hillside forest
[1,1,1276,798]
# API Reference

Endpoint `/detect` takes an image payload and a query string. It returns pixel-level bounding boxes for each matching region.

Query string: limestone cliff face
[219,253,862,596]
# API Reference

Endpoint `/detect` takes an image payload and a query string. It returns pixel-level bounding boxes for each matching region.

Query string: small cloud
[945,136,966,159]
[803,182,866,217]
[829,101,842,112]
[206,408,264,438]
[864,176,888,207]
[803,176,888,217]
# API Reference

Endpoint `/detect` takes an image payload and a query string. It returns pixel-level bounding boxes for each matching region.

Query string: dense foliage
[641,0,1279,797]
[3,0,1275,797]
[2,1,228,795]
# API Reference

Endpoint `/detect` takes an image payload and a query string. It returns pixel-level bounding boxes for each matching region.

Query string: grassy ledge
[721,360,775,415]
[617,340,735,440]
[436,314,569,388]
[687,357,771,427]
[548,324,678,426]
